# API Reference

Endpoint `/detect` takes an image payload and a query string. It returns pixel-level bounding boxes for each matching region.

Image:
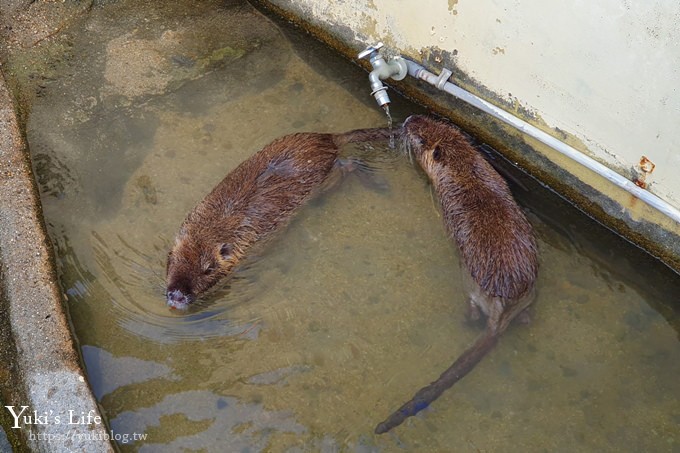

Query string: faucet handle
[357,42,384,60]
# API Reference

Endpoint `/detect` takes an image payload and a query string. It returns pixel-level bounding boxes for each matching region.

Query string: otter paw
[467,302,482,322]
[515,308,532,325]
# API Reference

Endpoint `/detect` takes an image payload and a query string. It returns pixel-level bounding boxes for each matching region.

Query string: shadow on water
[9,0,679,451]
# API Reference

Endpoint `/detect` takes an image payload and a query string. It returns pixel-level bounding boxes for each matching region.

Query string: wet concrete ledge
[0,69,114,451]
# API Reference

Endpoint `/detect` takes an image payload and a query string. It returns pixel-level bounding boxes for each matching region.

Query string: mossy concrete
[0,67,113,452]
[0,1,112,450]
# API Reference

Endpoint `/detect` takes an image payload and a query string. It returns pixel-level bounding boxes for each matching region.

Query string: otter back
[165,127,391,309]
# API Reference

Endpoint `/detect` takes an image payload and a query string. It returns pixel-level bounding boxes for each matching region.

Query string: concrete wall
[268,0,680,208]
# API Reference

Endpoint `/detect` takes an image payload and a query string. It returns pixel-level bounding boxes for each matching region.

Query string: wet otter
[166,127,391,309]
[375,115,538,434]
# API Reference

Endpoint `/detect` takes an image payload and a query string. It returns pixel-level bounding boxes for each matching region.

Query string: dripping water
[382,104,396,149]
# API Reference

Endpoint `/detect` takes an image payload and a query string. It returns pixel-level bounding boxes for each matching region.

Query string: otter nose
[166,289,191,310]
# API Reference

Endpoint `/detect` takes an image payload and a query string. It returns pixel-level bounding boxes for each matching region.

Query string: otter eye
[432,146,443,162]
[203,264,216,275]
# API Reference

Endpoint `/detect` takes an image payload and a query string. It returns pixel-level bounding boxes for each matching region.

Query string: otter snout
[166,289,193,310]
[401,115,430,142]
[402,114,418,128]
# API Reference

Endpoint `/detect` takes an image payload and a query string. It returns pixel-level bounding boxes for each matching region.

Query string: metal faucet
[357,42,408,109]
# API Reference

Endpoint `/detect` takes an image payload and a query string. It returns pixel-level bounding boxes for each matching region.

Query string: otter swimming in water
[166,127,391,310]
[375,115,538,434]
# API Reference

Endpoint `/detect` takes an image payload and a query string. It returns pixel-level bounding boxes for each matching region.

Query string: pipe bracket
[436,68,453,90]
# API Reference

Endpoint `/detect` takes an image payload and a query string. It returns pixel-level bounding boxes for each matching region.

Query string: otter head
[165,230,237,310]
[402,115,453,174]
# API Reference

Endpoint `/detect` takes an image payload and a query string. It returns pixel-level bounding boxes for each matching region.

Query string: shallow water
[0,424,9,453]
[20,0,680,451]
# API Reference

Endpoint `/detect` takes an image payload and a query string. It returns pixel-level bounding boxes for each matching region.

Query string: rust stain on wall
[633,155,656,189]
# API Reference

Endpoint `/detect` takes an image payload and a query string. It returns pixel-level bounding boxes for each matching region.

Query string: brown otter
[166,127,391,309]
[375,115,538,434]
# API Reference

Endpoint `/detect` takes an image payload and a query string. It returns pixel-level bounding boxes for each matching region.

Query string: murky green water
[18,0,680,451]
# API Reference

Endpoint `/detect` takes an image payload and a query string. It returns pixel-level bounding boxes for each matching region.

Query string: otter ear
[432,146,443,162]
[219,243,233,260]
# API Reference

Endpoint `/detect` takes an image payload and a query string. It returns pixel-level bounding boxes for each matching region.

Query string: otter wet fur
[166,127,391,309]
[375,115,538,434]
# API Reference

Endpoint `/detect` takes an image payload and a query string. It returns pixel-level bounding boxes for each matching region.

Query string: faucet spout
[358,43,408,108]
[368,68,390,108]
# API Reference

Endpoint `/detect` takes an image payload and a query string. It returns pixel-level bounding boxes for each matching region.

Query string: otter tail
[333,127,393,147]
[374,328,499,434]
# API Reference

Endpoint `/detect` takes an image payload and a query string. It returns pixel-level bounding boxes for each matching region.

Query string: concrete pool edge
[0,69,114,452]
